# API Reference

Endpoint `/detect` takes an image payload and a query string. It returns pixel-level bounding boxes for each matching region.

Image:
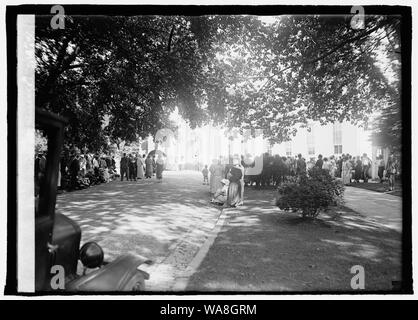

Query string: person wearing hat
[69,150,80,190]
[226,156,245,207]
[211,179,229,205]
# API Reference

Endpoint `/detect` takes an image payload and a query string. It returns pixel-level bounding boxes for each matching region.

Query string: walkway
[344,186,403,232]
[55,170,222,291]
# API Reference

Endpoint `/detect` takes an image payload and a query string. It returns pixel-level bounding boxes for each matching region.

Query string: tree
[35,14,402,149]
[213,15,402,143]
[35,15,220,151]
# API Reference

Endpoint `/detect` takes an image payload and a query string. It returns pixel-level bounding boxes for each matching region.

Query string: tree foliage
[35,14,401,150]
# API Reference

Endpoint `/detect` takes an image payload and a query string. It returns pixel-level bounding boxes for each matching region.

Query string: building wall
[271,122,372,160]
[147,119,377,178]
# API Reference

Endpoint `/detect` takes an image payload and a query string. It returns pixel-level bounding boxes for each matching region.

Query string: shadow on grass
[186,188,402,292]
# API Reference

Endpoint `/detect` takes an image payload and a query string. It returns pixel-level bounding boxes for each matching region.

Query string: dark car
[35,108,151,292]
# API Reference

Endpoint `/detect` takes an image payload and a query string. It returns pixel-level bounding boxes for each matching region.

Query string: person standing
[354,156,362,183]
[145,155,153,179]
[329,155,337,178]
[129,154,137,181]
[342,156,352,185]
[377,155,385,183]
[386,153,398,191]
[336,155,343,178]
[69,151,80,190]
[137,154,145,180]
[322,157,331,173]
[202,165,209,185]
[120,153,129,181]
[156,154,165,182]
[361,153,372,183]
[209,159,224,195]
[296,154,306,176]
[226,158,244,207]
[315,154,324,169]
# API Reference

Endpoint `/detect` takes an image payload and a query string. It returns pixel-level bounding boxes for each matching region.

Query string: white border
[17,14,35,293]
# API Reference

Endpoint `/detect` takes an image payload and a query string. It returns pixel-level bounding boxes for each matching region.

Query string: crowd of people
[60,149,118,191]
[119,153,165,182]
[34,147,169,193]
[203,151,400,203]
[240,152,376,187]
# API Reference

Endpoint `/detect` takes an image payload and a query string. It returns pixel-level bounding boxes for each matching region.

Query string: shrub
[276,167,345,218]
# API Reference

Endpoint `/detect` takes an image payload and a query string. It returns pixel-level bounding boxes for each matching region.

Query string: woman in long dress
[354,156,362,182]
[145,156,153,178]
[226,159,244,207]
[209,160,224,194]
[155,155,164,182]
[137,154,145,179]
[342,156,352,185]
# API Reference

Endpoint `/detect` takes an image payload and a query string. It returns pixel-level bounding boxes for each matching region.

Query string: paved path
[343,186,402,232]
[56,170,221,291]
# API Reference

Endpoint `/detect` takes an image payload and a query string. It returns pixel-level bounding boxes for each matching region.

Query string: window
[306,123,315,155]
[333,123,342,144]
[333,123,343,155]
[308,146,315,155]
[334,145,343,154]
[285,141,292,156]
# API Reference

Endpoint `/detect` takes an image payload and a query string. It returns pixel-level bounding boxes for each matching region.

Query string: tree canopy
[35,14,401,151]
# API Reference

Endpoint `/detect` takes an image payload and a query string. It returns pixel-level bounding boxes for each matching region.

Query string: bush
[276,167,345,218]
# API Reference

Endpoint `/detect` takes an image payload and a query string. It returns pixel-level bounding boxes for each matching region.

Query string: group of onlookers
[338,153,400,190]
[61,149,117,191]
[119,153,165,182]
[209,151,400,192]
[34,147,168,193]
[34,148,119,192]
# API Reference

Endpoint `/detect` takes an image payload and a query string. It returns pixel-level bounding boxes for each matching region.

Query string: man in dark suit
[315,154,324,169]
[120,153,129,181]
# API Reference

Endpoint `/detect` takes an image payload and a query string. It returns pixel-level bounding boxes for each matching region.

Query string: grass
[186,188,402,292]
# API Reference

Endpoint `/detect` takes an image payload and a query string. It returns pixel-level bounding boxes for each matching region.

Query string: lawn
[186,188,402,292]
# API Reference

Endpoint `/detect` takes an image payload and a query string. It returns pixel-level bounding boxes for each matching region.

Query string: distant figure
[129,154,137,181]
[361,153,372,183]
[377,155,385,183]
[145,155,153,179]
[202,165,209,185]
[156,155,165,182]
[386,153,398,191]
[137,154,145,180]
[354,156,362,183]
[322,157,331,172]
[69,151,80,190]
[342,156,352,185]
[329,155,336,178]
[315,154,323,169]
[209,159,224,194]
[226,158,244,207]
[120,153,129,181]
[296,153,306,176]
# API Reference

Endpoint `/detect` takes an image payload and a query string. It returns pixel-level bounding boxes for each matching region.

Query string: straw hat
[221,179,230,186]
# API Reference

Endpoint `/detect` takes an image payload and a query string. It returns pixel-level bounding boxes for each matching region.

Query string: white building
[271,121,373,161]
[144,114,382,179]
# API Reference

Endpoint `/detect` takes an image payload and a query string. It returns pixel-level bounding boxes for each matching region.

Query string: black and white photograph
[2,1,413,298]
